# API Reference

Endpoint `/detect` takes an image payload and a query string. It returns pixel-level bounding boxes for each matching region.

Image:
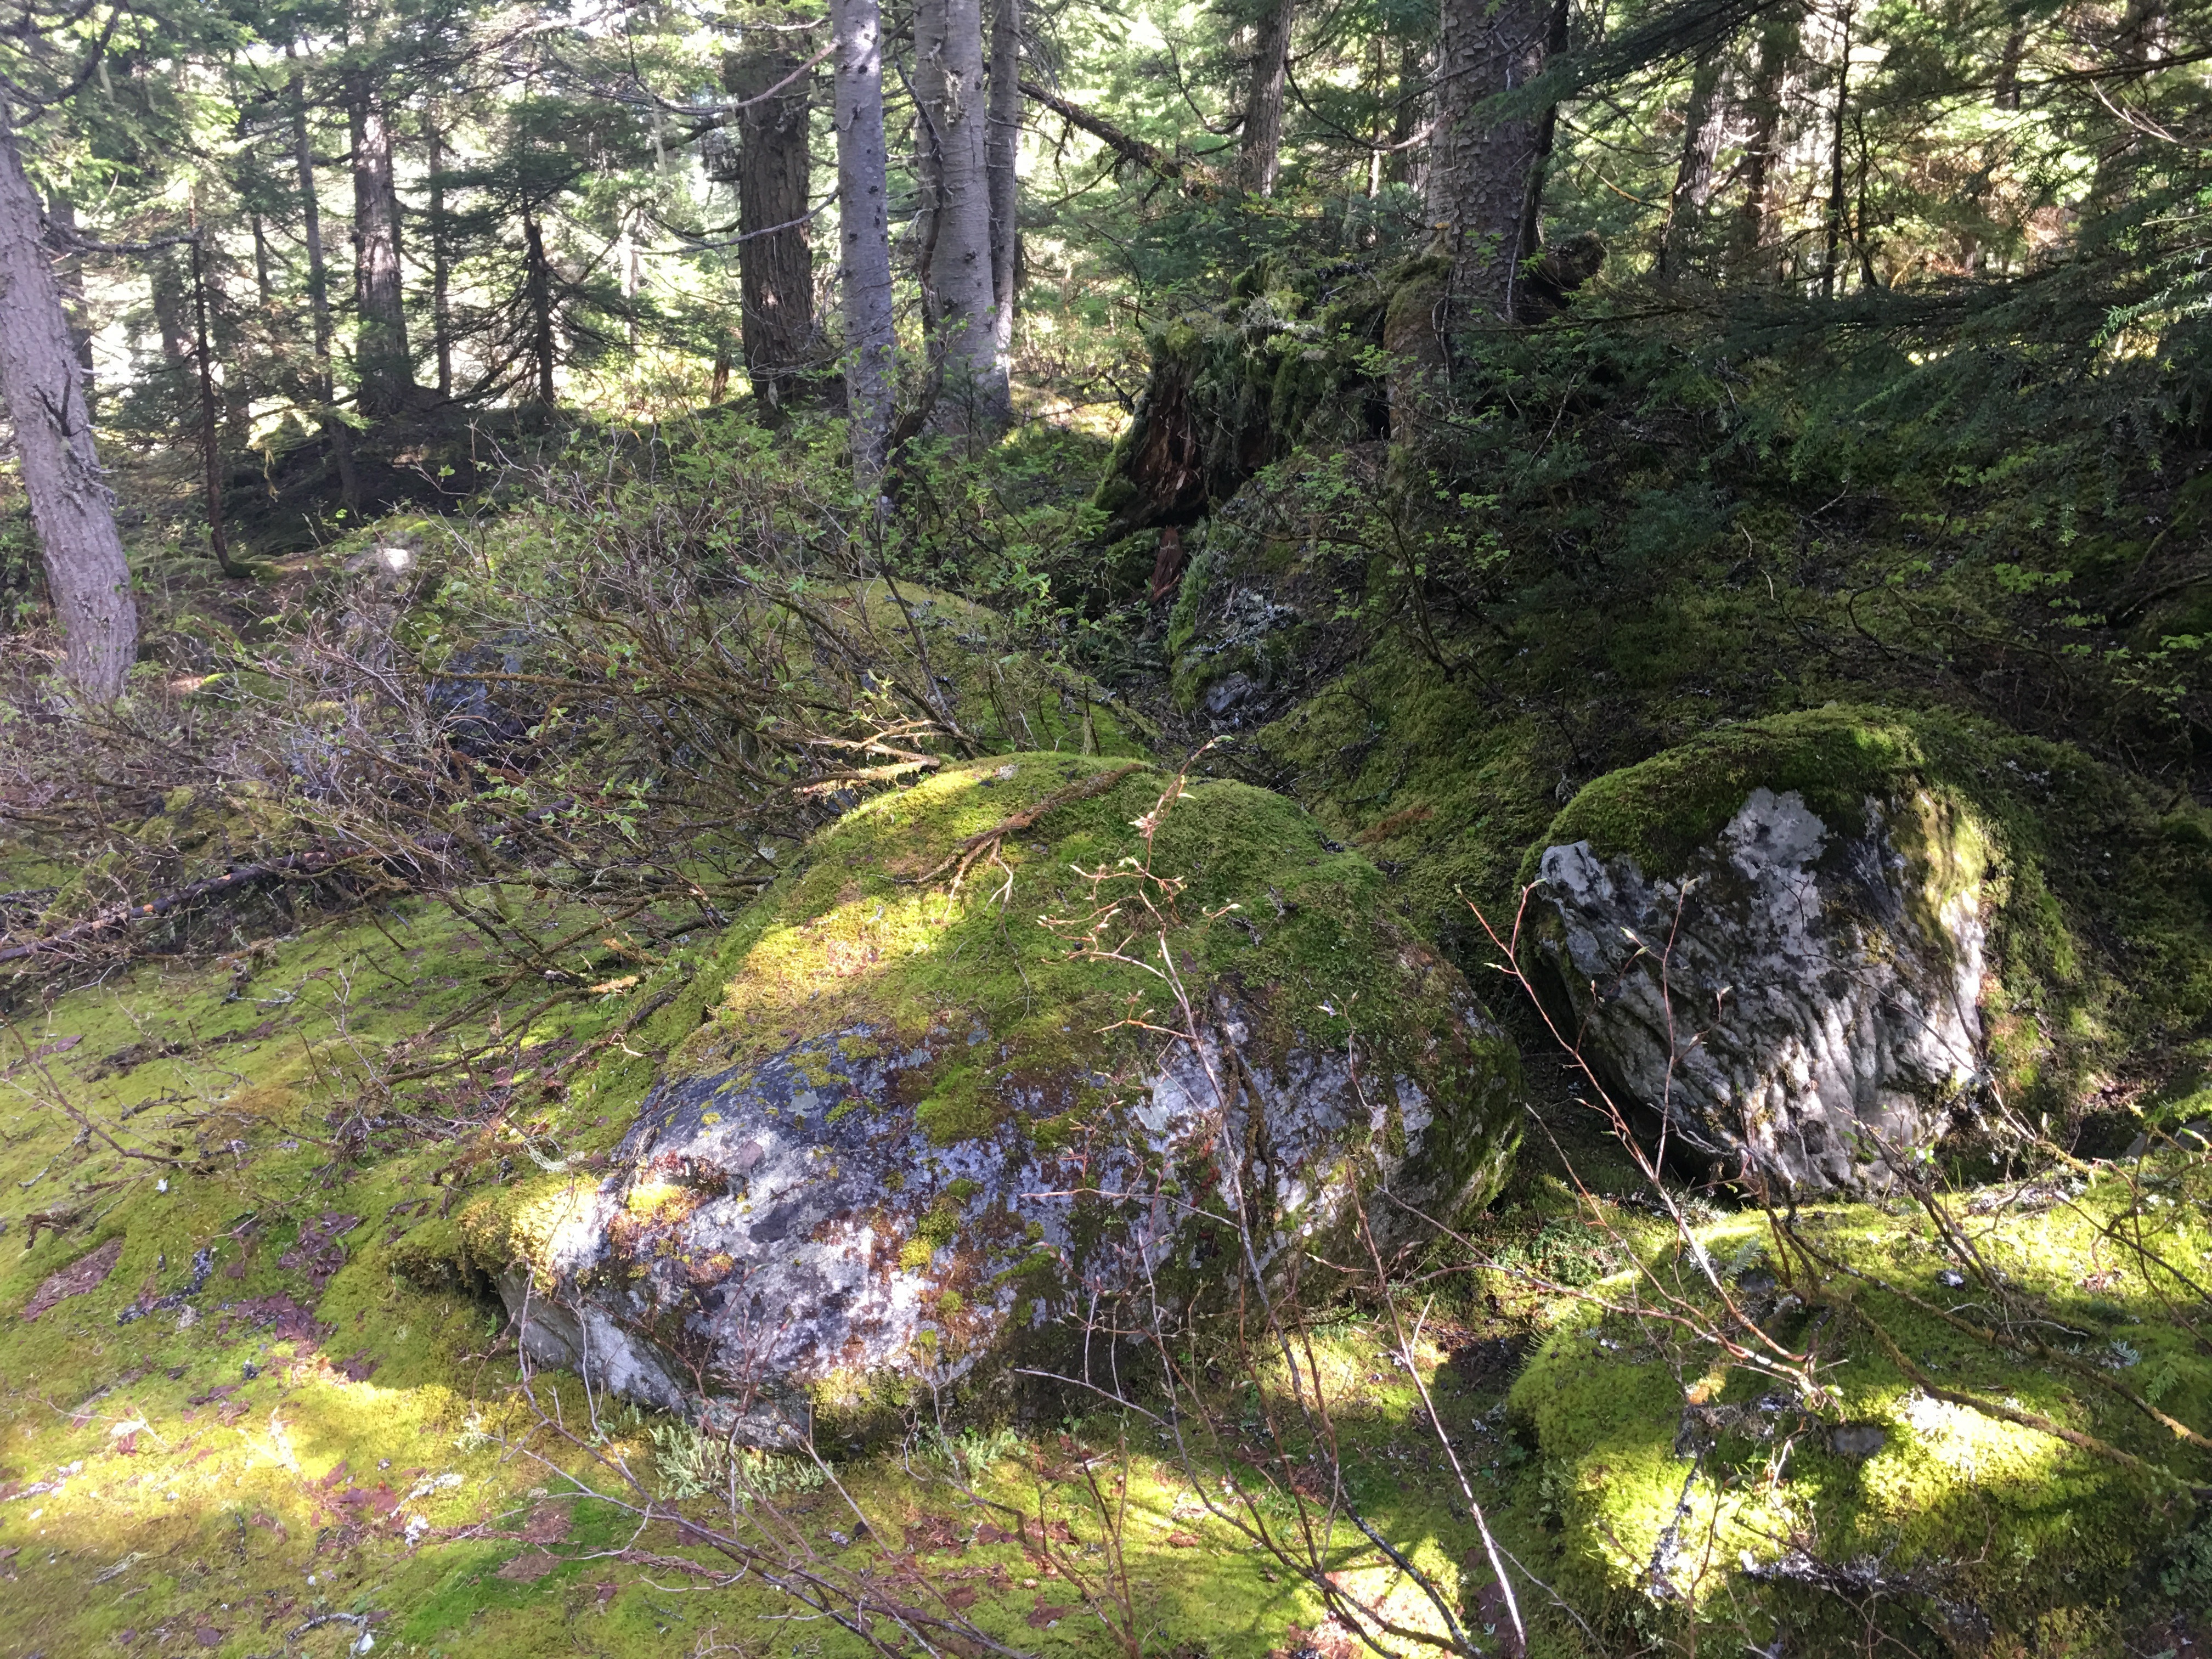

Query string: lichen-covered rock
[1521,706,2212,1193]
[1532,783,1988,1193]
[467,754,1520,1438]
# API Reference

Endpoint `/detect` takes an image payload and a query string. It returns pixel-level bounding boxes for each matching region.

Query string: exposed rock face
[1531,786,1989,1193]
[477,754,1520,1438]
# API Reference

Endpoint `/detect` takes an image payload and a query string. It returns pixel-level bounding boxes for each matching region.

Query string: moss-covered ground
[0,776,1526,1658]
[1502,1158,2212,1655]
[2,870,2202,1654]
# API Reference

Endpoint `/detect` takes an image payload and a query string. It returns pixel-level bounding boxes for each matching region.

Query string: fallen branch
[0,849,364,965]
[1019,80,1207,192]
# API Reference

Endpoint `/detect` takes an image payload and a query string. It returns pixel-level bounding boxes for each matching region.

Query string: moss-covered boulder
[1521,705,2212,1193]
[465,754,1520,1438]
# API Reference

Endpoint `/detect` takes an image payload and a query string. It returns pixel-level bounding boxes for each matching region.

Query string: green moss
[1254,639,1567,962]
[1504,1171,2212,1649]
[663,755,1519,1199]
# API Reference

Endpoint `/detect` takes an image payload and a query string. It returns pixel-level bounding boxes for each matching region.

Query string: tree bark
[347,70,415,421]
[986,0,1020,359]
[831,0,896,477]
[1729,5,1799,275]
[426,112,453,398]
[524,206,556,407]
[1658,49,1725,279]
[911,7,947,339]
[1823,1,1853,297]
[1384,38,1424,188]
[43,189,93,386]
[1993,22,2024,109]
[0,97,136,698]
[251,212,275,304]
[291,52,360,506]
[1426,0,1553,321]
[149,251,191,383]
[723,29,817,418]
[1239,0,1296,196]
[913,0,1009,428]
[189,217,245,578]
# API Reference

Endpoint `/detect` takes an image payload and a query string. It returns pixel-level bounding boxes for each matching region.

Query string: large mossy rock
[463,754,1520,1437]
[1521,705,2212,1193]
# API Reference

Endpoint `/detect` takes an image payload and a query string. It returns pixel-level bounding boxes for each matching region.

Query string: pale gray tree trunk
[914,0,1009,428]
[0,98,135,698]
[986,0,1020,360]
[347,71,415,421]
[42,190,92,386]
[426,112,453,398]
[1239,0,1296,196]
[832,0,896,476]
[1425,0,1552,320]
[1658,51,1725,279]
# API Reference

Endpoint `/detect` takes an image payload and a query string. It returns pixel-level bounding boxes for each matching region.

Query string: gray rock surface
[1531,787,1989,1193]
[497,996,1509,1443]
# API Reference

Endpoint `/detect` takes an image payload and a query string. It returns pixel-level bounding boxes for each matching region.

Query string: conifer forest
[4,0,2212,1649]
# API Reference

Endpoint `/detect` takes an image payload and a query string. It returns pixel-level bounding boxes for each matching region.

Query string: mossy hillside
[1250,639,1571,961]
[7,778,317,943]
[1519,704,2212,1128]
[0,899,693,1656]
[762,579,1155,760]
[1503,1166,2212,1651]
[408,494,1155,765]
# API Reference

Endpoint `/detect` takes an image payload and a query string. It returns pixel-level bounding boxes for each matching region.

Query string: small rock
[1827,1423,1887,1461]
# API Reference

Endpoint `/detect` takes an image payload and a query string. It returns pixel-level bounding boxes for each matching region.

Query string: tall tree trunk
[831,0,896,477]
[1426,0,1553,321]
[1658,50,1725,279]
[43,190,94,386]
[250,212,275,305]
[426,112,452,399]
[1384,38,1423,188]
[1993,22,2024,110]
[1729,5,1799,275]
[149,252,191,386]
[913,0,1009,428]
[723,28,817,419]
[0,99,136,699]
[291,53,360,507]
[986,0,1020,359]
[1823,1,1853,297]
[524,207,556,408]
[1239,0,1296,196]
[189,215,245,578]
[1515,0,1569,277]
[911,18,946,340]
[347,71,415,422]
[2090,0,2160,207]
